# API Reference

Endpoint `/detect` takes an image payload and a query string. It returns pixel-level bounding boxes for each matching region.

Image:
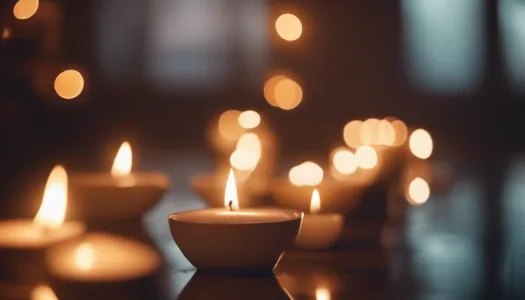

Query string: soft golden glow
[310,189,321,213]
[275,13,302,41]
[75,243,95,272]
[343,120,363,149]
[230,133,262,171]
[13,0,39,20]
[315,287,331,300]
[54,70,84,100]
[34,165,68,230]
[31,285,57,300]
[355,145,378,169]
[409,129,433,159]
[224,169,239,210]
[332,148,357,175]
[111,142,132,176]
[360,118,381,145]
[274,78,303,110]
[408,177,430,205]
[238,110,261,129]
[2,27,11,40]
[288,161,324,186]
[218,110,245,141]
[391,119,408,146]
[378,119,396,146]
[263,75,286,107]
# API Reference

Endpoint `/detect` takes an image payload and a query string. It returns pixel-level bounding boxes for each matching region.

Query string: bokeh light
[343,120,363,149]
[13,0,39,20]
[355,145,378,169]
[274,78,303,110]
[31,285,57,300]
[360,118,381,145]
[378,119,396,146]
[2,27,11,40]
[408,177,430,205]
[230,133,262,171]
[275,13,302,41]
[238,110,261,129]
[409,128,433,159]
[332,148,358,175]
[288,161,324,186]
[391,119,408,146]
[218,110,245,141]
[54,70,84,100]
[263,75,286,107]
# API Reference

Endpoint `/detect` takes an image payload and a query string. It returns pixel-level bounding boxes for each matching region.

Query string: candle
[45,233,160,282]
[69,141,170,220]
[0,166,85,283]
[295,189,343,250]
[169,169,302,274]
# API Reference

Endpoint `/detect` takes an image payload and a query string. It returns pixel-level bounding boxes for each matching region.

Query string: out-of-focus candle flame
[360,118,381,145]
[274,78,303,110]
[238,110,261,129]
[391,119,408,146]
[378,119,396,146]
[408,177,430,205]
[31,285,57,300]
[218,110,245,141]
[111,142,132,176]
[264,75,286,107]
[343,120,363,149]
[224,169,239,210]
[33,165,67,230]
[230,133,262,172]
[289,161,323,186]
[332,148,357,175]
[54,70,84,100]
[75,243,95,272]
[13,0,39,20]
[310,189,321,213]
[409,129,433,159]
[315,287,331,300]
[275,13,302,41]
[355,145,378,169]
[2,27,11,40]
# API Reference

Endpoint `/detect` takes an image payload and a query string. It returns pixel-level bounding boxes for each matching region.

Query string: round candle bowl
[168,209,303,274]
[69,173,170,220]
[190,174,268,208]
[295,214,344,250]
[271,178,363,214]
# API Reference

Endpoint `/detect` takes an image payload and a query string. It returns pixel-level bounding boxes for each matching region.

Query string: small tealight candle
[69,141,170,220]
[0,166,85,283]
[295,189,344,250]
[169,169,302,273]
[45,233,161,283]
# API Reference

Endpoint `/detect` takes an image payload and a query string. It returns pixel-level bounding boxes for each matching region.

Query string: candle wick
[228,200,233,212]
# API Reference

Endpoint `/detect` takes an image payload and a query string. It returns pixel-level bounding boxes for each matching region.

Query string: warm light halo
[31,284,57,300]
[54,69,84,100]
[75,242,95,272]
[408,177,430,205]
[13,0,39,20]
[238,110,261,129]
[315,287,331,300]
[409,129,433,159]
[332,147,358,175]
[111,142,132,176]
[33,165,68,229]
[355,145,378,169]
[343,120,363,149]
[275,13,302,41]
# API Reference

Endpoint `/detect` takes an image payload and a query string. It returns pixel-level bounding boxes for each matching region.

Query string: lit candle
[0,166,85,283]
[169,169,302,274]
[45,233,160,282]
[69,141,170,220]
[295,189,343,250]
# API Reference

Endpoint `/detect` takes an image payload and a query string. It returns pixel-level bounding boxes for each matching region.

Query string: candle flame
[111,142,132,176]
[409,129,433,159]
[315,287,331,300]
[408,177,430,205]
[310,189,321,213]
[75,243,95,272]
[31,285,57,300]
[289,161,324,187]
[224,169,239,210]
[33,165,68,229]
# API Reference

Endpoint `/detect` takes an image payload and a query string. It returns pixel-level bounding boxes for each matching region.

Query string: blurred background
[3,0,525,298]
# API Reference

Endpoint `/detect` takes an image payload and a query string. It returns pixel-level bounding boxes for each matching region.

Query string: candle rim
[169,208,303,225]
